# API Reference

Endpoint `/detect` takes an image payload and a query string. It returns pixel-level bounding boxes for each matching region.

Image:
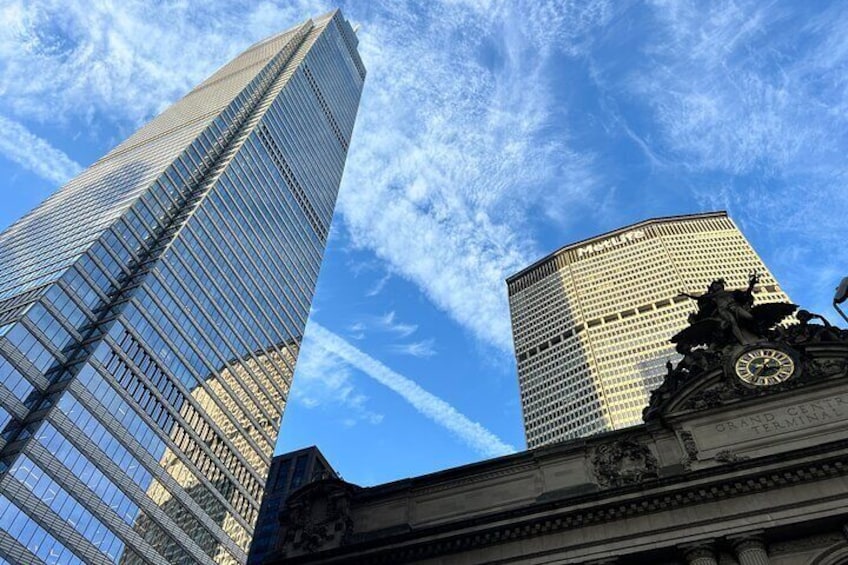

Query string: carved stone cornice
[271,443,848,564]
[714,450,749,464]
[410,462,538,496]
[679,430,698,468]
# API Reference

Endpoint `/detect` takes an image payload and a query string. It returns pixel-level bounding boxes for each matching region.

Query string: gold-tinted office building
[121,346,297,565]
[507,212,790,448]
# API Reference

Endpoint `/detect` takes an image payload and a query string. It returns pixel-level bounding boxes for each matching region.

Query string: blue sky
[1,0,847,487]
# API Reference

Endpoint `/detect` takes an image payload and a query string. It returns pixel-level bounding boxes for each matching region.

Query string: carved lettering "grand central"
[713,395,848,437]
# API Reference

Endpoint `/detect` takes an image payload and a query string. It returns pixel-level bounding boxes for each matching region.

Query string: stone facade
[267,337,848,564]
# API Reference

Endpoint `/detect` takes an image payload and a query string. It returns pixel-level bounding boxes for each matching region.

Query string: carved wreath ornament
[591,439,658,488]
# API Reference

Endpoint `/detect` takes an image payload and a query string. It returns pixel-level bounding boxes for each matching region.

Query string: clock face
[734,347,795,386]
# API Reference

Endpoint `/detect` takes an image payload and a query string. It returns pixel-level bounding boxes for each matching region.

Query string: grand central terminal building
[263,285,848,565]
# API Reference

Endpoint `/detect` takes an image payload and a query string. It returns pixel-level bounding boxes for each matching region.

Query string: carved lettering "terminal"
[713,395,848,436]
[577,230,646,258]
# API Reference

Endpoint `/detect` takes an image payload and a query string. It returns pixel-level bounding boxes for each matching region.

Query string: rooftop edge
[505,210,729,285]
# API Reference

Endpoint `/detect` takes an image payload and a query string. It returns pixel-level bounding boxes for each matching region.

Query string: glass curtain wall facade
[507,212,791,448]
[0,10,364,565]
[246,446,336,565]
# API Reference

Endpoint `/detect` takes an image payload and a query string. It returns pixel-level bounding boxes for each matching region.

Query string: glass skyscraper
[0,10,363,565]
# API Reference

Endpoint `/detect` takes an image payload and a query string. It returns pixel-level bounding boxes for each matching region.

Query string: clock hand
[753,359,775,377]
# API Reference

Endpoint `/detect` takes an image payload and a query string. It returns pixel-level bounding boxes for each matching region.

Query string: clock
[733,347,796,387]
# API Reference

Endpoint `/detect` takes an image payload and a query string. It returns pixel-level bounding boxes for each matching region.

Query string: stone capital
[680,542,717,565]
[727,532,769,565]
[729,535,766,553]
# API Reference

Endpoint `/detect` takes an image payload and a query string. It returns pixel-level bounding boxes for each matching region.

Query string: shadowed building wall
[246,446,336,565]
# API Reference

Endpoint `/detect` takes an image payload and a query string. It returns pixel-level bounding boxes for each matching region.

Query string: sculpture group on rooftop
[675,273,797,349]
[644,273,848,420]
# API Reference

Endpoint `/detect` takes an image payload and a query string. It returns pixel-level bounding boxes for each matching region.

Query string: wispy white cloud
[0,0,612,354]
[347,321,366,340]
[376,311,417,338]
[389,339,437,358]
[635,1,819,175]
[0,115,81,184]
[347,312,436,355]
[634,0,848,308]
[338,1,610,351]
[292,337,384,426]
[0,0,325,127]
[366,272,391,297]
[308,322,515,458]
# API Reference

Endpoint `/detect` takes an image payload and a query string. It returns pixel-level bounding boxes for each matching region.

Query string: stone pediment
[645,342,848,422]
[656,364,728,417]
[644,275,848,423]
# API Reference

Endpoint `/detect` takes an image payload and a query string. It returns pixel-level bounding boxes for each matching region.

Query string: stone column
[730,535,769,565]
[682,544,718,565]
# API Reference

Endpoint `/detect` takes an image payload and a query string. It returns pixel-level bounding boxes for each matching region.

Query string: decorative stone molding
[714,450,749,464]
[679,430,699,467]
[280,479,357,557]
[806,358,848,381]
[683,380,744,411]
[590,438,658,488]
